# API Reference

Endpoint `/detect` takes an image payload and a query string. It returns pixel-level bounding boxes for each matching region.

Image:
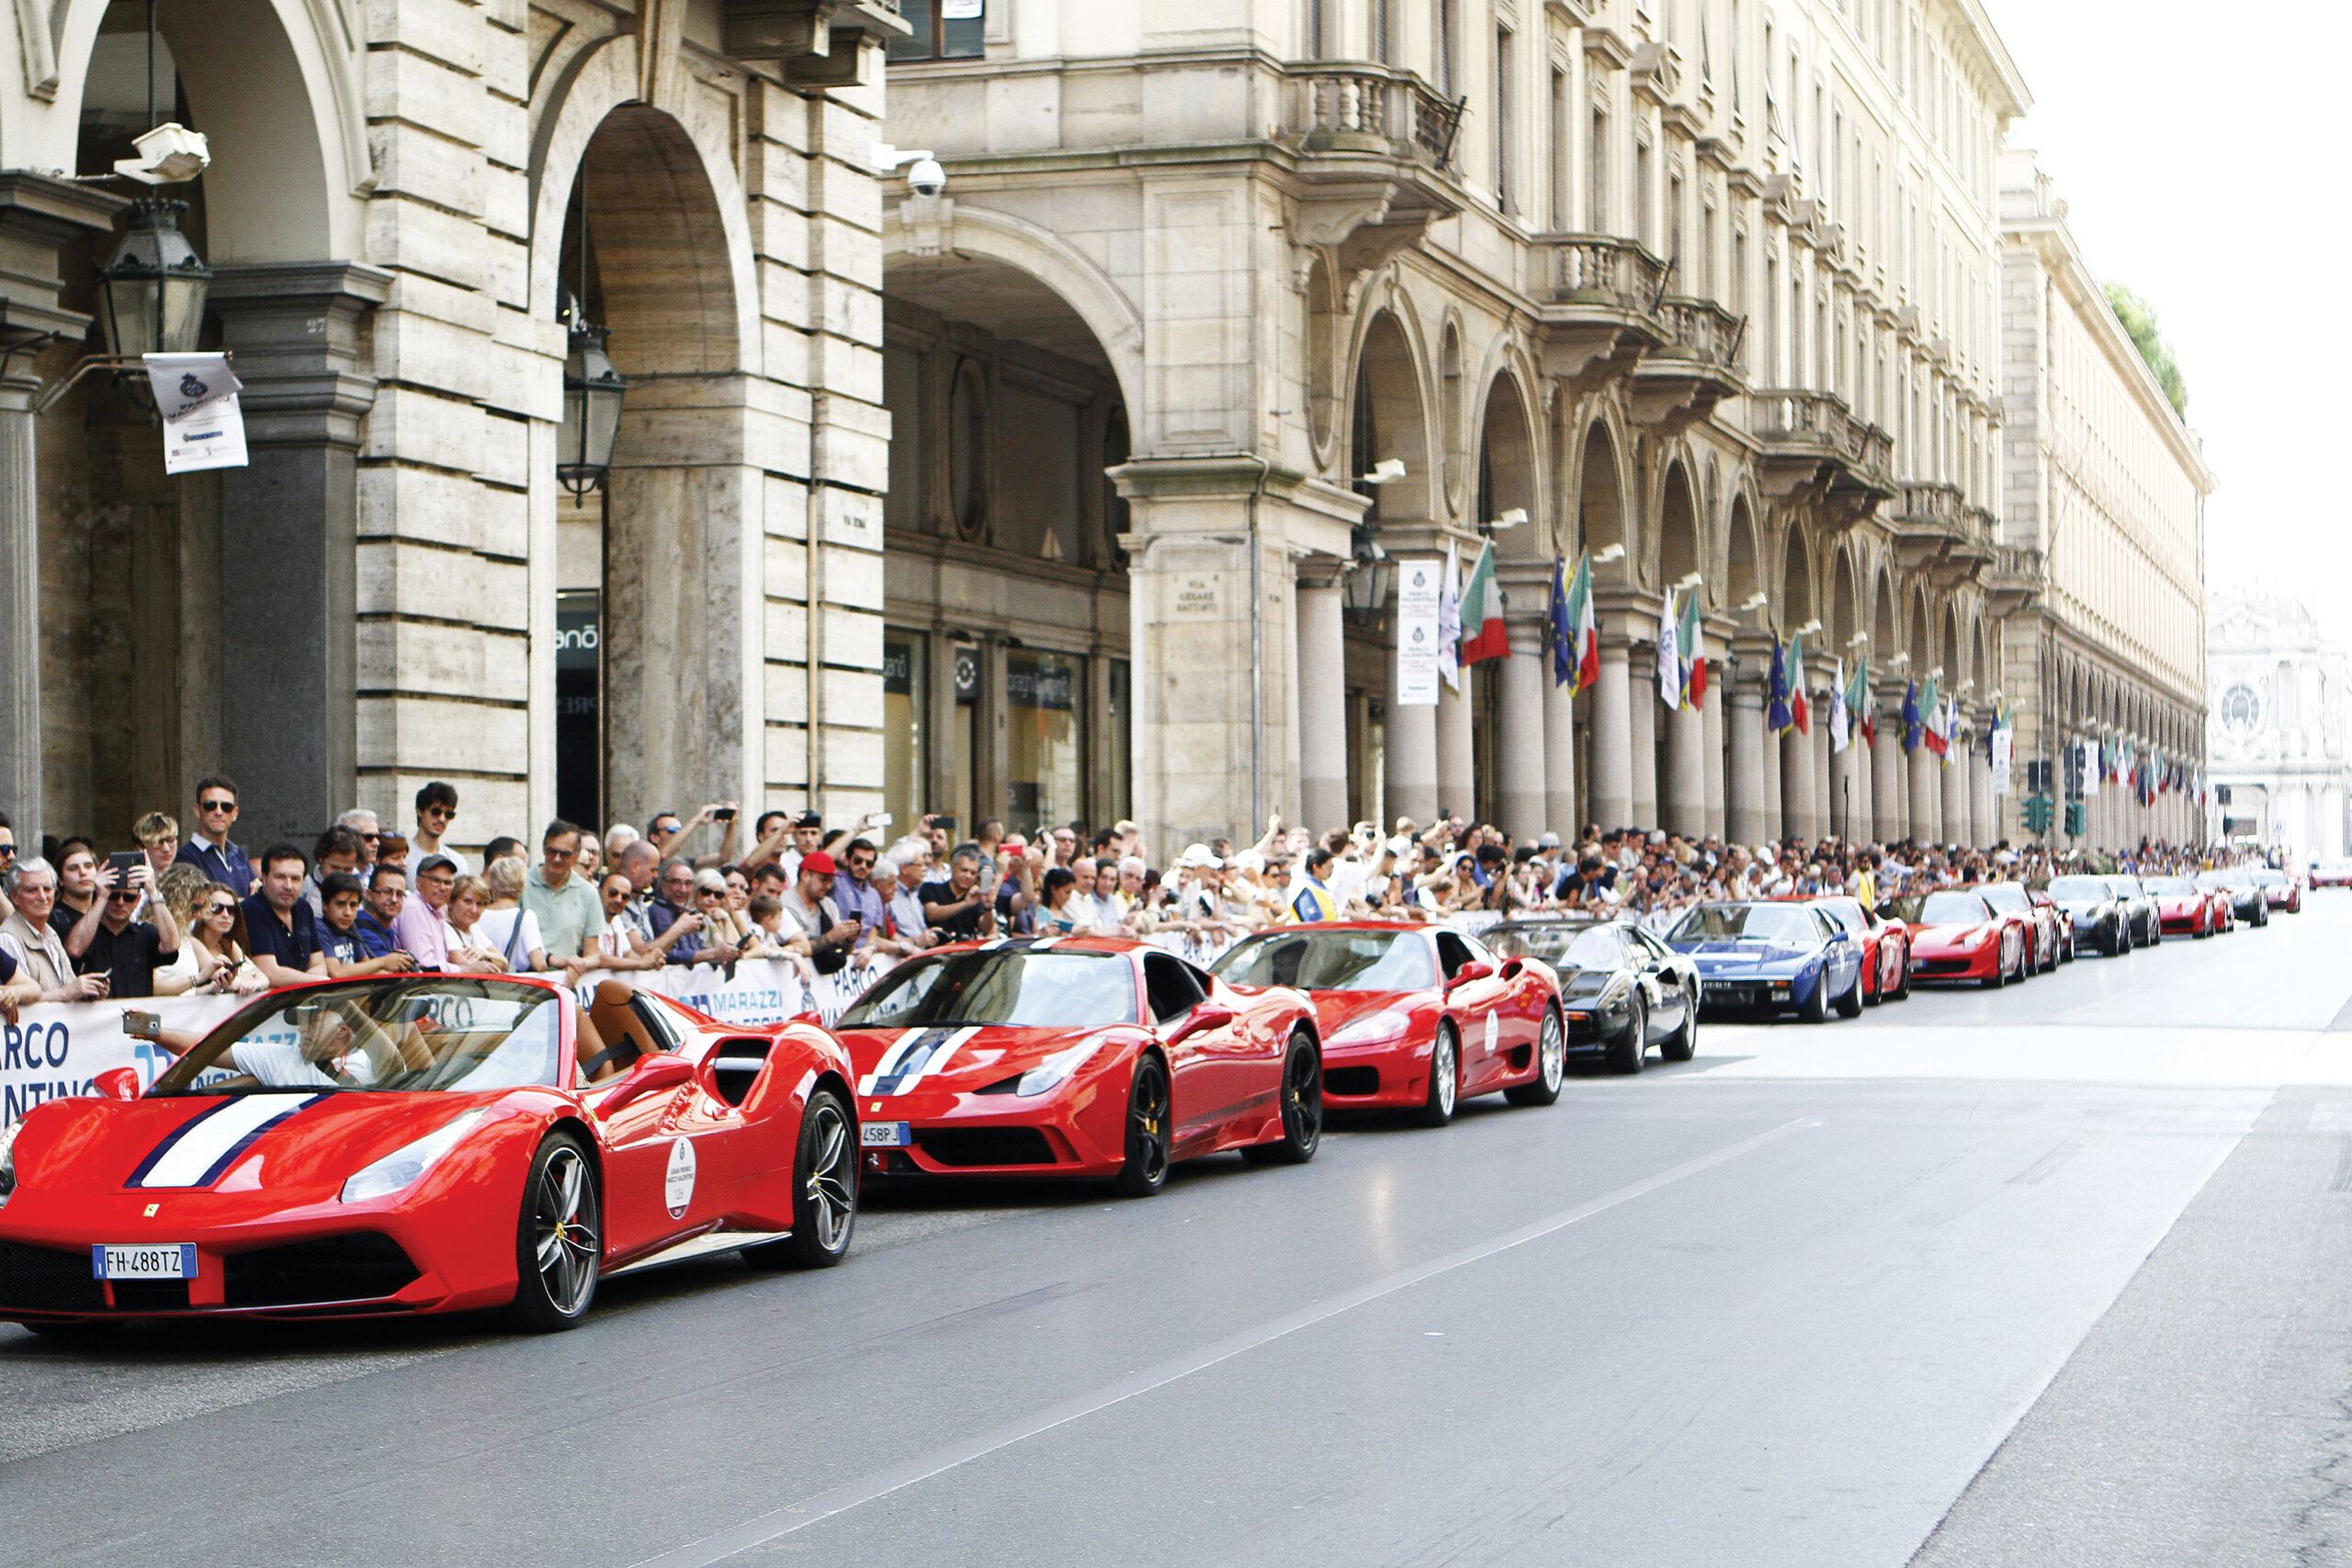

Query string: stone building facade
[2207,590,2351,861]
[880,0,2030,852]
[1996,151,2211,852]
[0,0,903,853]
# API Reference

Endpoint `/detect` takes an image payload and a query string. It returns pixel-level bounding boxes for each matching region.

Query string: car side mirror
[1166,1003,1235,1045]
[92,1067,141,1102]
[595,1050,694,1110]
[1446,960,1495,990]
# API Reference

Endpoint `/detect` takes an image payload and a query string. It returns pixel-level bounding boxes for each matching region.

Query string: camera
[907,156,946,197]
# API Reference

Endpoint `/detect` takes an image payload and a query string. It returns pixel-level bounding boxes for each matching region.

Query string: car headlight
[1962,929,1993,949]
[1017,1041,1106,1097]
[340,1110,488,1204]
[0,1121,18,1209]
[1329,1009,1416,1047]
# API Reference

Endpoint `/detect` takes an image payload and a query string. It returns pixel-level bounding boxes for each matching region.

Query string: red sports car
[1975,882,2062,973]
[1804,896,1912,1004]
[832,936,1322,1196]
[2310,860,2352,890]
[0,976,858,1335]
[2143,874,2220,938]
[2252,868,2303,913]
[1890,888,2030,988]
[1212,920,1564,1119]
[2029,889,2078,961]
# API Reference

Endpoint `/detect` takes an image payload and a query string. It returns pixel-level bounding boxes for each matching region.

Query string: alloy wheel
[532,1145,600,1318]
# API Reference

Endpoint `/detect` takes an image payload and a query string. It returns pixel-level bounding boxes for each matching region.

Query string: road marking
[628,1117,1812,1568]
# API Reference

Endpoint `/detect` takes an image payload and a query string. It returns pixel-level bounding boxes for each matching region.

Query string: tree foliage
[2103,282,2188,419]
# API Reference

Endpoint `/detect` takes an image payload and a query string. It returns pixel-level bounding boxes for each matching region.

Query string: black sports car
[2195,868,2269,927]
[1483,917,1700,1075]
[2044,874,2130,955]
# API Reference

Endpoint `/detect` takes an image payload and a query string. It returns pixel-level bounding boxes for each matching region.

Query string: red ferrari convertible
[1802,896,1912,1004]
[2143,874,2220,938]
[1974,882,2063,973]
[1211,921,1564,1123]
[0,976,859,1334]
[1890,888,2030,987]
[832,936,1322,1196]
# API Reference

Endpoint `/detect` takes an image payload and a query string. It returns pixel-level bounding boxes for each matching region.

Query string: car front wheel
[1507,1007,1568,1105]
[1244,1030,1323,1165]
[505,1133,601,1333]
[745,1086,858,1262]
[1411,1023,1461,1127]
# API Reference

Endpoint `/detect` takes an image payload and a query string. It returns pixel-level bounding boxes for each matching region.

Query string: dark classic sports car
[1483,917,1700,1073]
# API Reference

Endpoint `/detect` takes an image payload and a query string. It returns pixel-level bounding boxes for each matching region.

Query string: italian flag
[1919,674,1946,757]
[1458,541,1509,664]
[1678,592,1707,710]
[1847,658,1873,746]
[1564,553,1600,693]
[1787,630,1810,735]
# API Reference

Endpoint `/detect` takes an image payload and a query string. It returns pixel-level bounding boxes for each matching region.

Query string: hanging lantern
[1341,522,1394,620]
[558,316,626,498]
[95,197,210,359]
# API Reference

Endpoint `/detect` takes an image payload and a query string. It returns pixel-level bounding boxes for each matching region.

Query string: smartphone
[714,807,737,821]
[122,1009,160,1035]
[931,816,956,834]
[867,813,893,829]
[107,850,143,883]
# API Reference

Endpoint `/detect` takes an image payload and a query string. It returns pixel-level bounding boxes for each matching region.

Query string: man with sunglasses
[412,781,469,874]
[522,818,602,967]
[175,774,258,895]
[72,859,178,998]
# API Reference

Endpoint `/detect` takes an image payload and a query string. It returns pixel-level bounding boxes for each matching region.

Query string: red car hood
[6,1090,512,1208]
[2159,897,2201,915]
[837,1024,1134,1099]
[1306,990,1422,1040]
[1907,922,1993,950]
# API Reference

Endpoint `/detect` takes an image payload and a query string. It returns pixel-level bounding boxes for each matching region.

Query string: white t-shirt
[477,908,545,969]
[231,1038,356,1089]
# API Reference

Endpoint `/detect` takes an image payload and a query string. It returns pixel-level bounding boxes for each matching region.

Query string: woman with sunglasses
[153,879,266,996]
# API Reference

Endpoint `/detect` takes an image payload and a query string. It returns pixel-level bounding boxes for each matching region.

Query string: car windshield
[839,951,1137,1029]
[1669,904,1817,944]
[2102,876,2144,897]
[1810,899,1869,934]
[1977,884,2029,914]
[1886,892,1991,925]
[1485,923,1626,970]
[149,978,565,1096]
[2252,870,2287,886]
[1213,930,1438,992]
[2049,876,2111,901]
[2143,876,2197,895]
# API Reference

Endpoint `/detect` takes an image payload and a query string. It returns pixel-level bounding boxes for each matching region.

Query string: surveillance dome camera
[113,122,209,186]
[907,156,946,197]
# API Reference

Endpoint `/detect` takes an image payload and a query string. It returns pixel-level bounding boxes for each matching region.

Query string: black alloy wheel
[1508,1006,1568,1104]
[1611,995,1653,1066]
[1245,1031,1323,1165]
[1799,971,1833,1022]
[1890,947,1912,1000]
[1111,1053,1174,1196]
[1411,1022,1461,1127]
[506,1133,601,1333]
[1659,999,1698,1063]
[746,1086,857,1266]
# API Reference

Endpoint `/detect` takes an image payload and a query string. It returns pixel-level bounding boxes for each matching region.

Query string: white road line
[628,1116,1813,1568]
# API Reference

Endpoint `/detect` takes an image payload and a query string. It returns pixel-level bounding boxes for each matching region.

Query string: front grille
[109,1280,189,1312]
[0,1241,105,1313]
[914,1127,1057,1168]
[223,1234,418,1308]
[1919,959,1973,976]
[1323,1066,1381,1098]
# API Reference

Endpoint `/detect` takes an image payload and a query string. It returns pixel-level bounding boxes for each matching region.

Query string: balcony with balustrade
[1630,295,1746,430]
[1746,389,1889,513]
[1277,62,1467,276]
[1884,480,1970,570]
[1984,543,2045,615]
[1530,233,1668,385]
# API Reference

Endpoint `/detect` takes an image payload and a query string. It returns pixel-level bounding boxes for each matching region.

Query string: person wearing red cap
[781,849,863,974]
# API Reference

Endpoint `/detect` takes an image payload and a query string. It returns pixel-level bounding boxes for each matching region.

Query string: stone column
[1295,572,1349,834]
[1875,681,1907,841]
[1942,745,1970,847]
[1543,676,1577,837]
[1829,733,1853,842]
[1387,660,1438,828]
[209,263,394,846]
[1811,690,1833,842]
[1781,716,1814,840]
[1437,671,1476,819]
[1590,642,1634,829]
[1498,637,1549,840]
[1628,649,1659,828]
[1726,669,1766,846]
[0,175,126,842]
[1702,677,1727,840]
[1910,739,1939,847]
[1661,696,1706,838]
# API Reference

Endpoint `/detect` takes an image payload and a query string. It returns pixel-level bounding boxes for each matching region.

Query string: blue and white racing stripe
[856,1026,983,1098]
[125,1095,327,1189]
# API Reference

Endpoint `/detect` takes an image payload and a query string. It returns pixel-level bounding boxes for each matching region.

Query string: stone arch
[1827,543,1860,656]
[51,0,369,258]
[1871,565,1900,661]
[1779,524,1815,632]
[1302,253,1342,463]
[1437,315,1467,519]
[1912,583,1939,677]
[1659,459,1703,596]
[1576,417,1633,575]
[1943,602,1967,691]
[1350,305,1435,526]
[1475,367,1542,560]
[1725,493,1763,622]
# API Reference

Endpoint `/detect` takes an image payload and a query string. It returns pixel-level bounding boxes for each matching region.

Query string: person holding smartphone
[780,851,862,974]
[73,859,177,997]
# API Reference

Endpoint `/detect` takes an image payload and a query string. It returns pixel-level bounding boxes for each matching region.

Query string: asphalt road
[6,896,2352,1567]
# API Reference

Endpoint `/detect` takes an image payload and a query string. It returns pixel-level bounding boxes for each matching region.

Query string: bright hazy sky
[1983,1,2348,637]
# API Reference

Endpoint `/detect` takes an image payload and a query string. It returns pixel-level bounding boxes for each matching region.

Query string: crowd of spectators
[0,771,2287,1024]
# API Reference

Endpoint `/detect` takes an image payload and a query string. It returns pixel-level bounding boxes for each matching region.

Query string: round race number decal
[664,1136,696,1220]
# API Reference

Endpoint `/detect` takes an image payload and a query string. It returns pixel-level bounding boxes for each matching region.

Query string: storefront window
[884,630,926,829]
[555,589,600,830]
[888,0,986,62]
[1108,659,1132,824]
[1007,649,1084,834]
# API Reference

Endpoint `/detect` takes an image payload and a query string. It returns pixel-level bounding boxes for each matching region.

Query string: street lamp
[94,197,209,359]
[558,299,626,499]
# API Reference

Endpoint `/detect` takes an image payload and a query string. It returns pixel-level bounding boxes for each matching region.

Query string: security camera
[907,156,946,197]
[113,122,209,186]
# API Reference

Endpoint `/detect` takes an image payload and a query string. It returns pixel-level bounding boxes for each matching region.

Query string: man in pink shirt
[394,854,470,972]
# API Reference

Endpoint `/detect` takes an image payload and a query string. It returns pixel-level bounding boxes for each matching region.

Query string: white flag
[1438,542,1463,693]
[2081,739,2100,798]
[1828,657,1850,752]
[1656,588,1680,707]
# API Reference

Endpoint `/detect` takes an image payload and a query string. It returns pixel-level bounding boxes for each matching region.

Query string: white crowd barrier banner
[0,957,902,1132]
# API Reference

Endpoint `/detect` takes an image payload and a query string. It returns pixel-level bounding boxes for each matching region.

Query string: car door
[1144,953,1237,1152]
[1624,925,1686,1042]
[1816,908,1860,998]
[589,1062,705,1259]
[1435,929,1515,1090]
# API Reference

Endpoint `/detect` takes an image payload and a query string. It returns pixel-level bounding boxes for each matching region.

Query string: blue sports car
[1665,900,1866,1022]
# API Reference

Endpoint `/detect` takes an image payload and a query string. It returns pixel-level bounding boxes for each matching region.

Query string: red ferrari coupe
[1212,921,1564,1122]
[0,976,858,1334]
[832,936,1322,1196]
[2143,874,2220,938]
[1803,896,1912,1004]
[1889,888,2030,987]
[1974,882,2063,973]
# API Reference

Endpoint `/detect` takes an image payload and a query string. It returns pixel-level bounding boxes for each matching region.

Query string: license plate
[93,1244,196,1280]
[860,1121,911,1149]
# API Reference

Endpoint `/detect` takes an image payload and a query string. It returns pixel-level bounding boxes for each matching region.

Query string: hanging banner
[144,353,249,475]
[1989,727,2013,796]
[1394,558,1442,706]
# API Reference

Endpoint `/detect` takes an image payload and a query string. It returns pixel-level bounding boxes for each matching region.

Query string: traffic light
[2064,800,2086,836]
[2023,794,2053,834]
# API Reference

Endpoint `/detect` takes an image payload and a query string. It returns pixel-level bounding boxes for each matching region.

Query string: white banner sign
[1394,558,1442,706]
[1990,727,2013,796]
[144,353,250,474]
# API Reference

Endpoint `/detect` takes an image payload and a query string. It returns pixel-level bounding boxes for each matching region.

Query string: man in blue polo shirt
[241,842,327,987]
[175,774,257,896]
[1290,848,1338,923]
